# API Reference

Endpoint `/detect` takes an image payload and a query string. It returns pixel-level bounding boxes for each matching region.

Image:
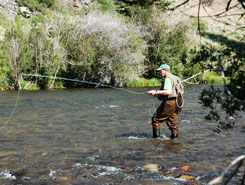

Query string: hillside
[169,0,245,44]
[1,0,243,40]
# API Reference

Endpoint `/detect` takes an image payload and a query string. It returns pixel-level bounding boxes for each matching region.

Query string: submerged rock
[178,174,196,180]
[143,164,162,172]
[178,165,193,171]
[57,176,69,181]
[116,165,134,170]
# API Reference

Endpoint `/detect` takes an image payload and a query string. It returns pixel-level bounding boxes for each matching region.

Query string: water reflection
[0,85,244,184]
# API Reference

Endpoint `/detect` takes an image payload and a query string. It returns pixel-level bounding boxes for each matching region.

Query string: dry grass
[167,0,245,44]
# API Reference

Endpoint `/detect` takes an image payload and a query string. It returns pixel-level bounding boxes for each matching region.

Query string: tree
[61,10,147,86]
[3,19,32,89]
[167,0,245,132]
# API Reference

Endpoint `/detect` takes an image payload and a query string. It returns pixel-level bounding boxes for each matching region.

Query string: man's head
[156,64,171,77]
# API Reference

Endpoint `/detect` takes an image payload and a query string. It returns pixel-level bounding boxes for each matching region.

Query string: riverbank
[1,71,228,91]
[126,71,229,87]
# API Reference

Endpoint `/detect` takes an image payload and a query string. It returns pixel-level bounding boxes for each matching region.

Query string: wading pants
[151,98,179,136]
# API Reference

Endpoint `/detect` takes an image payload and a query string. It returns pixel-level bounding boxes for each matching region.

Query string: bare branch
[181,69,210,83]
[197,0,202,35]
[167,0,189,11]
[208,155,245,185]
[226,0,233,11]
[240,0,245,10]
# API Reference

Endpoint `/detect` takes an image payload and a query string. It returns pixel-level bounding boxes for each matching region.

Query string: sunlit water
[0,85,244,184]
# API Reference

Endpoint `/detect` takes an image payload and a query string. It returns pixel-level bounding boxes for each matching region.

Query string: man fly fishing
[147,64,184,139]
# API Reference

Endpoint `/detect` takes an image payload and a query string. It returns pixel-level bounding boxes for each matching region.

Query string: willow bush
[2,19,33,89]
[125,5,193,78]
[28,18,67,89]
[17,0,56,12]
[62,11,147,86]
[0,51,10,90]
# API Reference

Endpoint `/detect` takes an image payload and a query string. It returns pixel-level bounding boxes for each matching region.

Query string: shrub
[139,6,192,78]
[98,0,117,12]
[62,11,147,86]
[17,0,55,12]
[0,51,10,90]
[127,77,161,87]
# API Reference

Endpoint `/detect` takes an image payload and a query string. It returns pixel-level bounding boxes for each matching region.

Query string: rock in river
[143,164,162,172]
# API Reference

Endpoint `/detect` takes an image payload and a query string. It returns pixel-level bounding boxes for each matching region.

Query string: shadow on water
[0,85,244,184]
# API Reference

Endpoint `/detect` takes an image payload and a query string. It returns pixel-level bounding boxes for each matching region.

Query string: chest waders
[151,74,181,139]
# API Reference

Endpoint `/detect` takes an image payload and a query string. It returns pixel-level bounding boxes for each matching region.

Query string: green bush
[139,8,190,78]
[0,51,10,90]
[202,71,230,84]
[98,0,117,12]
[2,19,33,89]
[0,13,10,27]
[188,43,245,132]
[17,0,55,12]
[127,78,161,87]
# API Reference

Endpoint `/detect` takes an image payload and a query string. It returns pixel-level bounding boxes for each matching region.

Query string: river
[0,85,244,184]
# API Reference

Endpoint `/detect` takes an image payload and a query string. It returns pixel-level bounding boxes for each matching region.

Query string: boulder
[19,7,31,18]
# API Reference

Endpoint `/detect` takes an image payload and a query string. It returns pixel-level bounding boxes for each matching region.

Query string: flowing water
[0,85,244,185]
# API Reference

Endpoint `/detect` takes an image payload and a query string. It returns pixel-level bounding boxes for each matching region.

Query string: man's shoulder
[165,75,174,83]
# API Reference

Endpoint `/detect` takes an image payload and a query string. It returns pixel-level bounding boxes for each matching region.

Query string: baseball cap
[156,64,170,71]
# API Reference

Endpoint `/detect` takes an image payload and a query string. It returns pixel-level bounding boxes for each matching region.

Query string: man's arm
[147,77,172,96]
[147,89,171,96]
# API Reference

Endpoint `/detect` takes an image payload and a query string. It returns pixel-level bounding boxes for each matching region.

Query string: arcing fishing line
[0,90,20,131]
[21,74,146,95]
[23,74,157,117]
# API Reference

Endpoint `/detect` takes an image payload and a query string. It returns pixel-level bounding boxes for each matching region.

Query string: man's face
[160,69,168,77]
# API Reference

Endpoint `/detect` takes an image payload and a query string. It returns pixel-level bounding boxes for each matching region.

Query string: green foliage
[193,43,245,133]
[202,71,230,84]
[0,13,10,27]
[30,15,46,25]
[3,19,33,89]
[150,24,188,77]
[144,14,189,78]
[0,51,10,90]
[127,78,161,87]
[200,86,240,133]
[115,0,172,16]
[20,79,39,90]
[98,0,117,12]
[17,0,55,12]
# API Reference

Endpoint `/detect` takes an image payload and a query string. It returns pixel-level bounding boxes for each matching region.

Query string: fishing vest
[158,74,179,100]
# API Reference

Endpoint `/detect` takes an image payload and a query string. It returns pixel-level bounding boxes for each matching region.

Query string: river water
[0,85,244,184]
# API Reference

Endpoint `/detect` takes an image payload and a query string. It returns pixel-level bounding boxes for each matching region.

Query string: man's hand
[147,90,157,96]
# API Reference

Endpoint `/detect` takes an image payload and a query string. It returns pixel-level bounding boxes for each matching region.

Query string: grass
[20,80,40,90]
[202,71,230,84]
[127,72,230,88]
[127,78,161,87]
[20,79,65,90]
